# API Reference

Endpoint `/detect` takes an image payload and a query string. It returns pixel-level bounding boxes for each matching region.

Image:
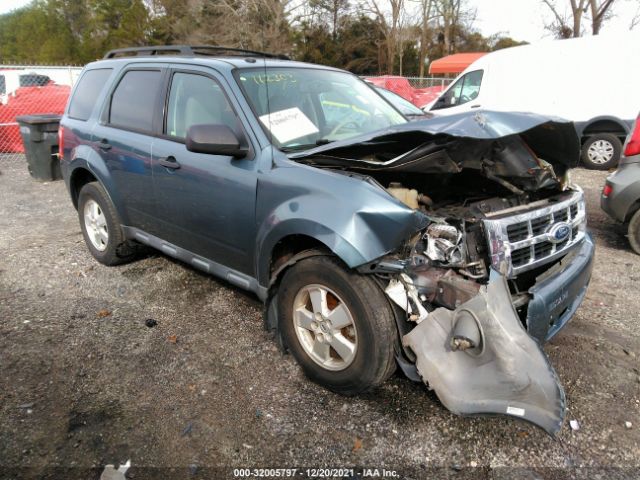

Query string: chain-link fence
[365,75,454,90]
[0,65,83,161]
[363,75,454,108]
[405,76,453,89]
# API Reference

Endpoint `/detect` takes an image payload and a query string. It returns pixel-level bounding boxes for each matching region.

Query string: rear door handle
[96,139,111,150]
[159,156,181,170]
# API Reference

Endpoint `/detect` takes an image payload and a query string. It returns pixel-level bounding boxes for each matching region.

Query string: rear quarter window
[68,68,113,121]
[108,70,162,133]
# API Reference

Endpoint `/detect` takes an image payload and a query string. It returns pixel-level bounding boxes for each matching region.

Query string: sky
[0,0,638,43]
[473,0,640,42]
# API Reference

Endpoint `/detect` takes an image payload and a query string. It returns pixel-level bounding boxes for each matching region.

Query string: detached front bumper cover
[403,270,565,435]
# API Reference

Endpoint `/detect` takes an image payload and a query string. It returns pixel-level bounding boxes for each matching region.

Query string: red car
[0,71,70,153]
[364,75,445,109]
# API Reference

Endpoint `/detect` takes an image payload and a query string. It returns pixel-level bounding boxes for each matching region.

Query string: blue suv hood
[290,110,580,192]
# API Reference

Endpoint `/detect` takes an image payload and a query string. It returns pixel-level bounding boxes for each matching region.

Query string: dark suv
[60,45,594,434]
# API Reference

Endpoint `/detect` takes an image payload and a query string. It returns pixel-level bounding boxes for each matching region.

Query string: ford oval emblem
[548,222,571,243]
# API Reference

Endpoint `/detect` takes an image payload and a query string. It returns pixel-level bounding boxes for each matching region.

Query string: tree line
[0,0,631,75]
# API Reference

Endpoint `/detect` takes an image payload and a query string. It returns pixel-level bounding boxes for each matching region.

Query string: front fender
[254,165,429,287]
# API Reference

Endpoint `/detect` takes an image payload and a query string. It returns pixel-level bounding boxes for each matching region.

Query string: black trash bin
[15,114,62,181]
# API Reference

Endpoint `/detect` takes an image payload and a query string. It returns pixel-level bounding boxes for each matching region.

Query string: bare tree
[416,0,435,77]
[631,3,640,30]
[541,0,618,37]
[364,0,406,74]
[589,0,616,34]
[433,0,461,55]
[542,0,587,37]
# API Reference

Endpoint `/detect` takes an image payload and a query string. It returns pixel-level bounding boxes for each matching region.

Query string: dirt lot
[0,156,639,479]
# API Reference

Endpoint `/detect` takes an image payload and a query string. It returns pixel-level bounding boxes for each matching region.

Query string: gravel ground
[0,156,639,479]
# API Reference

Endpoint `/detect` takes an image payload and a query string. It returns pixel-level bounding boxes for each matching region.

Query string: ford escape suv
[59,45,594,435]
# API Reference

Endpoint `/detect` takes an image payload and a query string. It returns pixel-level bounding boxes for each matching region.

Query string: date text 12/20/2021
[233,468,400,478]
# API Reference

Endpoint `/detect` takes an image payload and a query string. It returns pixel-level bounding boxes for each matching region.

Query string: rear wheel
[277,256,397,395]
[78,182,137,266]
[628,209,640,255]
[581,134,622,170]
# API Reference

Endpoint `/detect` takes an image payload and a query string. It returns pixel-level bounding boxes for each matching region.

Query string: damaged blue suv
[59,46,594,435]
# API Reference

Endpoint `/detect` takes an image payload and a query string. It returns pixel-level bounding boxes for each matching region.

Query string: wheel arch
[624,198,640,223]
[67,152,129,225]
[69,167,98,209]
[259,229,364,290]
[578,116,630,140]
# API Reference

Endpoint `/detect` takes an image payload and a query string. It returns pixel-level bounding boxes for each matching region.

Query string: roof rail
[103,45,289,60]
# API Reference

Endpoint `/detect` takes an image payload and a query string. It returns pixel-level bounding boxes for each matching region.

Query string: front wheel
[628,209,640,255]
[277,256,397,395]
[581,134,622,170]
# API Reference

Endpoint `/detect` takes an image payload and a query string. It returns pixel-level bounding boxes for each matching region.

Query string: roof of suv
[88,56,342,73]
[88,45,343,73]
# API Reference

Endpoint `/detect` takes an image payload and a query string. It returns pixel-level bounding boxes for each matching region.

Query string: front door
[150,69,258,275]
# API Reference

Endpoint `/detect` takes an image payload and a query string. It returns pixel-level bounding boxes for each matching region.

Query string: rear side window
[68,69,112,120]
[109,70,162,132]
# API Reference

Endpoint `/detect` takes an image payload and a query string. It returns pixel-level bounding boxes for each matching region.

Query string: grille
[483,190,587,278]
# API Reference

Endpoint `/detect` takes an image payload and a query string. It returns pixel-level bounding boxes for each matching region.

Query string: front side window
[68,68,112,121]
[165,72,236,139]
[235,68,406,151]
[432,69,483,110]
[109,70,162,132]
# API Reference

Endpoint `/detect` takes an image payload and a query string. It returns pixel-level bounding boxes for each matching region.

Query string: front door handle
[96,139,111,150]
[159,156,181,170]
[470,104,481,109]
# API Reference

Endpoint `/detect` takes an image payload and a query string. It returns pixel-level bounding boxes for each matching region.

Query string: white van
[427,33,640,169]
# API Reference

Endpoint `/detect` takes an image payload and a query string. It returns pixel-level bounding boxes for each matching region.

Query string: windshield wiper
[280,144,318,152]
[281,139,334,153]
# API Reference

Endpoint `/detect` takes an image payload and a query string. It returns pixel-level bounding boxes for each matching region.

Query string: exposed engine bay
[289,111,594,435]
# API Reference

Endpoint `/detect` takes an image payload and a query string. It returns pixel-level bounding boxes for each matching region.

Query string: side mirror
[186,124,248,158]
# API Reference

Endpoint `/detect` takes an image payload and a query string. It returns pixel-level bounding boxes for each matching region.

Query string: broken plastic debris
[403,270,565,435]
[570,420,580,431]
[384,275,428,322]
[99,460,131,480]
[625,421,632,429]
[145,319,157,328]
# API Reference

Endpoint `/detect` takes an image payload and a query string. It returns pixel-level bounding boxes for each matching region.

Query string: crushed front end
[291,111,595,435]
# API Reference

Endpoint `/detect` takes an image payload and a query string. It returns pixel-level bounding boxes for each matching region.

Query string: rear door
[92,65,165,233]
[150,66,258,275]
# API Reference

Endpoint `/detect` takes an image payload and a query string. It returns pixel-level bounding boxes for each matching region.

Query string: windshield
[235,67,406,151]
[375,87,425,116]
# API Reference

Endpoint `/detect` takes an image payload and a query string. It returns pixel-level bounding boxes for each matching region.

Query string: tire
[277,256,397,395]
[628,209,640,255]
[77,182,137,266]
[581,134,622,170]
